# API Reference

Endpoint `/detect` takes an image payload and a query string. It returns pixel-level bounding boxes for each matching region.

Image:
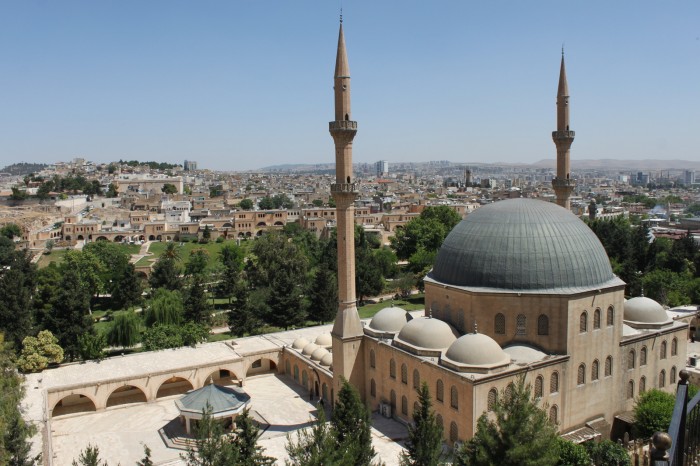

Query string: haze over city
[1,1,698,171]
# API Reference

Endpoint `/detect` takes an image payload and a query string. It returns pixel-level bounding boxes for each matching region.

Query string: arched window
[370,379,376,397]
[413,369,420,389]
[390,390,396,411]
[488,388,497,411]
[537,314,549,336]
[436,414,444,430]
[413,401,419,416]
[369,349,375,369]
[450,386,459,410]
[550,372,559,394]
[293,365,299,381]
[580,311,588,333]
[390,359,396,379]
[627,380,634,399]
[505,383,515,402]
[640,376,646,393]
[401,396,408,415]
[450,422,459,444]
[535,376,544,398]
[436,379,444,402]
[516,314,526,336]
[285,360,290,375]
[605,356,613,377]
[628,349,635,370]
[592,360,600,381]
[659,370,666,388]
[640,346,647,366]
[660,341,667,360]
[401,364,408,384]
[495,313,505,334]
[577,364,586,385]
[672,338,678,356]
[549,405,558,425]
[593,308,601,329]
[671,366,677,385]
[607,306,614,326]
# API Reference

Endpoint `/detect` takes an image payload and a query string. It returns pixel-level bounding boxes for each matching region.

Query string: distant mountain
[530,159,700,171]
[0,162,47,176]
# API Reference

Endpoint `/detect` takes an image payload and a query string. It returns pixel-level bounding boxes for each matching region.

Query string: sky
[0,1,698,171]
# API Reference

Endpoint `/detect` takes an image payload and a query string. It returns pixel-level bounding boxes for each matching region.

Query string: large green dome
[429,198,616,292]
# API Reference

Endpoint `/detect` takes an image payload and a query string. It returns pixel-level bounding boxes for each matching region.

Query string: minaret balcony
[329,120,358,131]
[331,182,359,194]
[552,130,575,139]
[552,178,576,189]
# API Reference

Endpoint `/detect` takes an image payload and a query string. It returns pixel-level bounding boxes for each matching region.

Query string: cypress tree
[331,378,376,466]
[400,382,444,466]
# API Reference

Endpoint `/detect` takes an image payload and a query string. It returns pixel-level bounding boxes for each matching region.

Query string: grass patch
[146,239,250,269]
[208,332,233,342]
[358,294,425,319]
[36,249,69,268]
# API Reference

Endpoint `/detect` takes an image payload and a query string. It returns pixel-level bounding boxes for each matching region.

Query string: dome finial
[340,6,343,24]
[473,321,478,334]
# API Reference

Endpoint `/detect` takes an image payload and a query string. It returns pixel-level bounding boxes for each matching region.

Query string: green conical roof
[176,383,250,415]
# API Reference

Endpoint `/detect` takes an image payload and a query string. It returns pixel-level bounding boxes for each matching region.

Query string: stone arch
[65,235,72,241]
[156,235,162,241]
[51,393,97,417]
[77,235,84,240]
[245,231,252,237]
[256,222,267,227]
[204,368,239,386]
[156,376,194,399]
[238,232,245,238]
[96,236,108,241]
[274,221,284,226]
[246,357,277,376]
[256,230,263,237]
[114,235,125,242]
[223,222,233,228]
[106,385,147,408]
[149,235,156,241]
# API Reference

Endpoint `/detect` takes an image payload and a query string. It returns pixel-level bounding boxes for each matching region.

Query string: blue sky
[0,1,698,171]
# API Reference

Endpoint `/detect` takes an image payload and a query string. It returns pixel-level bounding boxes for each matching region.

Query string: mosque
[281,20,689,445]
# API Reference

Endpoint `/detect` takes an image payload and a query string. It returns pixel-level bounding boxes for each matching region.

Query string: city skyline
[1,1,698,171]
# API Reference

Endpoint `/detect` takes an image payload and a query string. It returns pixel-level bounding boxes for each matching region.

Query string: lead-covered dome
[368,307,412,333]
[431,199,615,291]
[442,333,510,372]
[624,297,671,327]
[394,317,459,356]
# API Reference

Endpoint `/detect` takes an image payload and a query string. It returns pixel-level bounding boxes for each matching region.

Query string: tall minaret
[330,18,365,399]
[551,51,575,209]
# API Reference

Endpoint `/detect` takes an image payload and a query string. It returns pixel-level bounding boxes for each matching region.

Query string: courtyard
[50,373,408,465]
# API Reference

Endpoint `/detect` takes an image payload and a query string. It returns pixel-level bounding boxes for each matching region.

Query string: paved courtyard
[50,373,407,465]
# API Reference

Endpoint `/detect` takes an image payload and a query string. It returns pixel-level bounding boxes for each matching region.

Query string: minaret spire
[552,51,575,209]
[329,19,365,399]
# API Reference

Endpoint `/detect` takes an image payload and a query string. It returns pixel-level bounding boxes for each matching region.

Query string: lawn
[358,293,425,319]
[37,243,142,269]
[145,239,251,269]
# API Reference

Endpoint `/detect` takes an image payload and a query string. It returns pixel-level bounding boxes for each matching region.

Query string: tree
[136,444,154,466]
[285,405,338,465]
[105,183,118,198]
[232,409,275,465]
[239,199,254,210]
[183,274,212,324]
[308,266,337,324]
[71,444,108,466]
[218,243,245,304]
[144,289,184,327]
[179,322,209,347]
[331,377,376,466]
[142,324,184,351]
[633,389,676,439]
[106,311,141,348]
[185,248,209,277]
[182,406,239,465]
[62,250,104,305]
[585,440,630,466]
[202,225,211,242]
[9,187,28,201]
[111,263,143,310]
[556,438,590,466]
[312,199,324,207]
[400,382,443,466]
[161,183,178,195]
[17,330,64,373]
[77,332,106,361]
[0,223,21,239]
[228,280,264,337]
[149,255,182,291]
[390,206,461,261]
[0,248,36,349]
[455,375,559,466]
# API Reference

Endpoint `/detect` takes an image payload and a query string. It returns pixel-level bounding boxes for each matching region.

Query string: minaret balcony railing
[329,120,358,131]
[552,178,576,188]
[552,130,575,139]
[331,182,359,194]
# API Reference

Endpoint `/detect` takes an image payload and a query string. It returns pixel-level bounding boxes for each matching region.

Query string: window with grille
[659,370,666,388]
[450,422,459,443]
[390,390,396,410]
[628,350,635,370]
[495,313,505,334]
[580,312,588,333]
[607,306,614,326]
[488,388,497,411]
[451,386,459,410]
[641,347,647,366]
[401,364,408,384]
[370,350,375,368]
[661,341,667,360]
[550,372,559,394]
[549,405,558,424]
[605,356,613,377]
[672,338,678,356]
[390,359,396,379]
[413,401,419,416]
[640,376,646,394]
[413,369,420,389]
[401,396,408,415]
[516,314,526,336]
[671,366,677,384]
[627,380,634,399]
[537,315,549,336]
[577,364,586,385]
[436,414,443,429]
[370,379,376,397]
[436,379,444,402]
[593,309,601,329]
[505,383,514,401]
[592,360,599,381]
[535,376,543,398]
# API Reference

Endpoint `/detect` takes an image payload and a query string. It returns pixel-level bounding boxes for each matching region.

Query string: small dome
[396,318,458,350]
[624,297,671,324]
[292,337,309,350]
[311,347,329,361]
[369,307,412,333]
[314,333,332,347]
[445,333,510,367]
[302,343,319,356]
[320,353,333,367]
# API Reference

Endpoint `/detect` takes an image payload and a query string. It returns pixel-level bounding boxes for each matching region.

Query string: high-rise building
[684,170,696,185]
[376,160,389,177]
[184,160,198,171]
